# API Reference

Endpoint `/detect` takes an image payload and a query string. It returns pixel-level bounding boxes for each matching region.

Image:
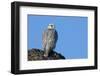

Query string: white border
[20,6,95,70]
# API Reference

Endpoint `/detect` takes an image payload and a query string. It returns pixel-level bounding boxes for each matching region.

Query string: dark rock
[28,48,65,61]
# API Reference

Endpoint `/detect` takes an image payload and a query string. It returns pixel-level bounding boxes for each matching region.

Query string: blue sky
[28,15,88,59]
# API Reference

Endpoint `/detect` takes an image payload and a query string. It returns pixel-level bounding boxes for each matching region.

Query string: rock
[28,48,65,61]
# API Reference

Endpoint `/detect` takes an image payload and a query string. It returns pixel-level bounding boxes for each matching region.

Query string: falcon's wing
[54,29,58,43]
[42,29,47,49]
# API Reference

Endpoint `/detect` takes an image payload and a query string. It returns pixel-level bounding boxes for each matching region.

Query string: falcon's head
[48,24,55,29]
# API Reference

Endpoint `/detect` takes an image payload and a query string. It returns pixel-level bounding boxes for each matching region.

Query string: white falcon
[42,24,58,57]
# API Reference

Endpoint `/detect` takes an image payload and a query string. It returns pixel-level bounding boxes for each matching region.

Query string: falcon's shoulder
[42,29,48,42]
[42,29,48,37]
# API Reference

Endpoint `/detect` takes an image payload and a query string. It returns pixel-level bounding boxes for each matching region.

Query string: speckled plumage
[42,27,58,57]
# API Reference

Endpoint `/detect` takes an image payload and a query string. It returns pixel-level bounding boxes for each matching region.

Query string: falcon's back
[42,29,58,50]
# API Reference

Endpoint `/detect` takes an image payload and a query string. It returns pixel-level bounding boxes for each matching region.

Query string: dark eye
[51,25,53,27]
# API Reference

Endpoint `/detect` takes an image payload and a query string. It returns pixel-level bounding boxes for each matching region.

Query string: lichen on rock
[28,48,65,61]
